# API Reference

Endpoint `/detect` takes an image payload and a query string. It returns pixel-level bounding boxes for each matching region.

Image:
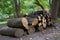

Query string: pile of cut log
[0,10,53,37]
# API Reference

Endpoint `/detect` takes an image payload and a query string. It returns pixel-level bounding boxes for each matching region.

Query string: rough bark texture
[7,17,38,29]
[50,0,60,19]
[7,18,23,28]
[57,0,60,18]
[0,27,24,37]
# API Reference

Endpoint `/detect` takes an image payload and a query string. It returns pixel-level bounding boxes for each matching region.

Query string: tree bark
[57,0,60,18]
[0,27,24,37]
[7,17,38,29]
[50,0,59,19]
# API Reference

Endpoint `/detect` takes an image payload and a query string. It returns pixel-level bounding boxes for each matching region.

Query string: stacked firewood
[0,10,53,37]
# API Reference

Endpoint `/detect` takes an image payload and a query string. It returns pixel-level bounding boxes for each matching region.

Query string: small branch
[35,0,44,9]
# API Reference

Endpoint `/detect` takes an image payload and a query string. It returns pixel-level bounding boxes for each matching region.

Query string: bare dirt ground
[0,22,60,40]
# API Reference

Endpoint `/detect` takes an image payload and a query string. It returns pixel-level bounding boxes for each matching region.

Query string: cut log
[25,17,38,26]
[7,18,23,28]
[7,17,38,34]
[7,17,29,29]
[22,17,39,32]
[27,11,44,18]
[0,27,24,37]
[7,17,38,29]
[7,17,30,35]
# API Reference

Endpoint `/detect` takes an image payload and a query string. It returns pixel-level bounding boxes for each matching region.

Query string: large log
[0,27,24,37]
[7,17,38,34]
[7,17,38,29]
[7,17,28,29]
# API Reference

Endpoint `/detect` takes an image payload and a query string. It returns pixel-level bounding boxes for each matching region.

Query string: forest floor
[0,22,60,40]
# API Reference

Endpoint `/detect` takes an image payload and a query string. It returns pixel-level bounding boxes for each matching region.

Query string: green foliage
[0,0,50,20]
[57,18,60,22]
[0,0,14,19]
[39,0,50,8]
[20,0,50,14]
[20,0,35,14]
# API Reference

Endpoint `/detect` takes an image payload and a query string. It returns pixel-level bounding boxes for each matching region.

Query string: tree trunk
[50,0,59,19]
[14,0,20,18]
[57,0,60,18]
[0,27,24,37]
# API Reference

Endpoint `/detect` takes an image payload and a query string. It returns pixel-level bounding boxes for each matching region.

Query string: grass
[0,21,7,26]
[57,18,60,22]
[52,18,60,23]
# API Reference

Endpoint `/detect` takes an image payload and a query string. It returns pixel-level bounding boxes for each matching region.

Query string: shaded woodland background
[0,0,60,25]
